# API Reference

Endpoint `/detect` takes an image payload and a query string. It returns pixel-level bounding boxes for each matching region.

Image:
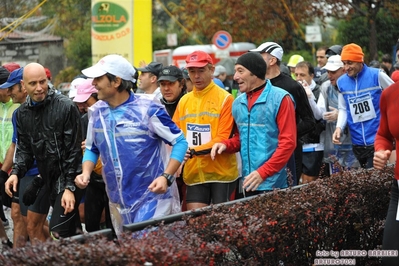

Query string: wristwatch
[162,173,175,187]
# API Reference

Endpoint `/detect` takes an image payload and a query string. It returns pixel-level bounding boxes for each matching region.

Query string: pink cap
[73,79,97,103]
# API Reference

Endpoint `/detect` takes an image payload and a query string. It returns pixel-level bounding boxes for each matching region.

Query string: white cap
[213,65,226,77]
[322,55,344,71]
[68,87,77,99]
[249,42,284,61]
[82,54,136,82]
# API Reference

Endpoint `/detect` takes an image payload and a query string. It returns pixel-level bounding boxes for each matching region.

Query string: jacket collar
[192,81,216,97]
[26,86,55,109]
[0,98,15,108]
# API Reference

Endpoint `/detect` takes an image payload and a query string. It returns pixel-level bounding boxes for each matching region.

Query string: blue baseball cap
[0,67,23,89]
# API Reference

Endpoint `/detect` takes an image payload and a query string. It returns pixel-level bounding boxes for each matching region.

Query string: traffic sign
[212,30,232,50]
[306,34,322,43]
[167,33,177,46]
[305,25,322,43]
[215,49,229,59]
[306,25,320,35]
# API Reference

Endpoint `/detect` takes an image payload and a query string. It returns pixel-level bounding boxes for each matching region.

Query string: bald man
[5,63,83,241]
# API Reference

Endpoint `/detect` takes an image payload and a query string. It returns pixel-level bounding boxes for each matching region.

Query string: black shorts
[49,187,83,239]
[186,181,237,205]
[302,151,324,176]
[352,144,374,169]
[19,175,50,216]
[11,179,20,204]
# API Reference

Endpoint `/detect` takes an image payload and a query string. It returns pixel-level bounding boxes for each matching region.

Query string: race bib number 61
[186,123,211,146]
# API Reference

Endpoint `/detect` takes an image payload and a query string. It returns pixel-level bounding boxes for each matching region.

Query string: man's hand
[5,174,18,197]
[148,176,168,194]
[210,143,227,160]
[138,60,147,68]
[373,150,391,170]
[75,173,90,189]
[22,176,44,206]
[61,189,75,215]
[81,140,86,151]
[242,171,263,192]
[332,127,342,144]
[323,106,338,122]
[183,149,192,163]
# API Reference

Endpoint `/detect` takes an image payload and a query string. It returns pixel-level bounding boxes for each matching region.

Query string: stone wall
[0,39,65,79]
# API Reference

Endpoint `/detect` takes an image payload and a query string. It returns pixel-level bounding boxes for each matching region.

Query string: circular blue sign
[212,31,232,50]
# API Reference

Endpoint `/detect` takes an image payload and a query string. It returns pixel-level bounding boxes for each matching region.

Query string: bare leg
[26,210,47,243]
[301,174,318,184]
[43,219,50,239]
[11,202,27,248]
[186,202,207,211]
[79,202,85,223]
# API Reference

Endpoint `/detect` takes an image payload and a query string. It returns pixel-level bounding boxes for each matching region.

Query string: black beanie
[0,67,9,84]
[235,52,266,79]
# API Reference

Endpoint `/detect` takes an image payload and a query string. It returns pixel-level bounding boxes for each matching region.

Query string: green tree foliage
[337,8,399,62]
[324,0,399,61]
[40,0,92,71]
[0,0,38,18]
[168,0,322,52]
[166,0,399,58]
[41,0,91,38]
[152,0,199,51]
[64,20,92,71]
[2,0,398,74]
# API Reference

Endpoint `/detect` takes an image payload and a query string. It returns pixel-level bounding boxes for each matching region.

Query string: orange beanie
[341,43,364,62]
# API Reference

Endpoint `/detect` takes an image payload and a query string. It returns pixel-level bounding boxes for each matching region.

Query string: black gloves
[0,170,11,208]
[23,176,44,206]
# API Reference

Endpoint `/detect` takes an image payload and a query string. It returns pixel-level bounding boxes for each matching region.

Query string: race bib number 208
[348,93,376,123]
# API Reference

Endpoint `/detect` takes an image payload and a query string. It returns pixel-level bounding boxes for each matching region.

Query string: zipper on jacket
[247,111,251,173]
[54,132,63,193]
[355,77,367,146]
[1,104,6,160]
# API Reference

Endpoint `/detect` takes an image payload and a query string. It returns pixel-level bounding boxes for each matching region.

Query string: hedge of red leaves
[0,166,393,265]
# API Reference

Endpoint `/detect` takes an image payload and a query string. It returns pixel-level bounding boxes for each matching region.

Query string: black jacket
[160,90,186,117]
[270,72,316,138]
[11,89,82,198]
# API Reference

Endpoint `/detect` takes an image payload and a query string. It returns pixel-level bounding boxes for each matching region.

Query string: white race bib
[348,93,376,123]
[186,123,211,146]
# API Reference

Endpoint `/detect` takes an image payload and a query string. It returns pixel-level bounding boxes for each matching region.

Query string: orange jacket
[173,81,238,185]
